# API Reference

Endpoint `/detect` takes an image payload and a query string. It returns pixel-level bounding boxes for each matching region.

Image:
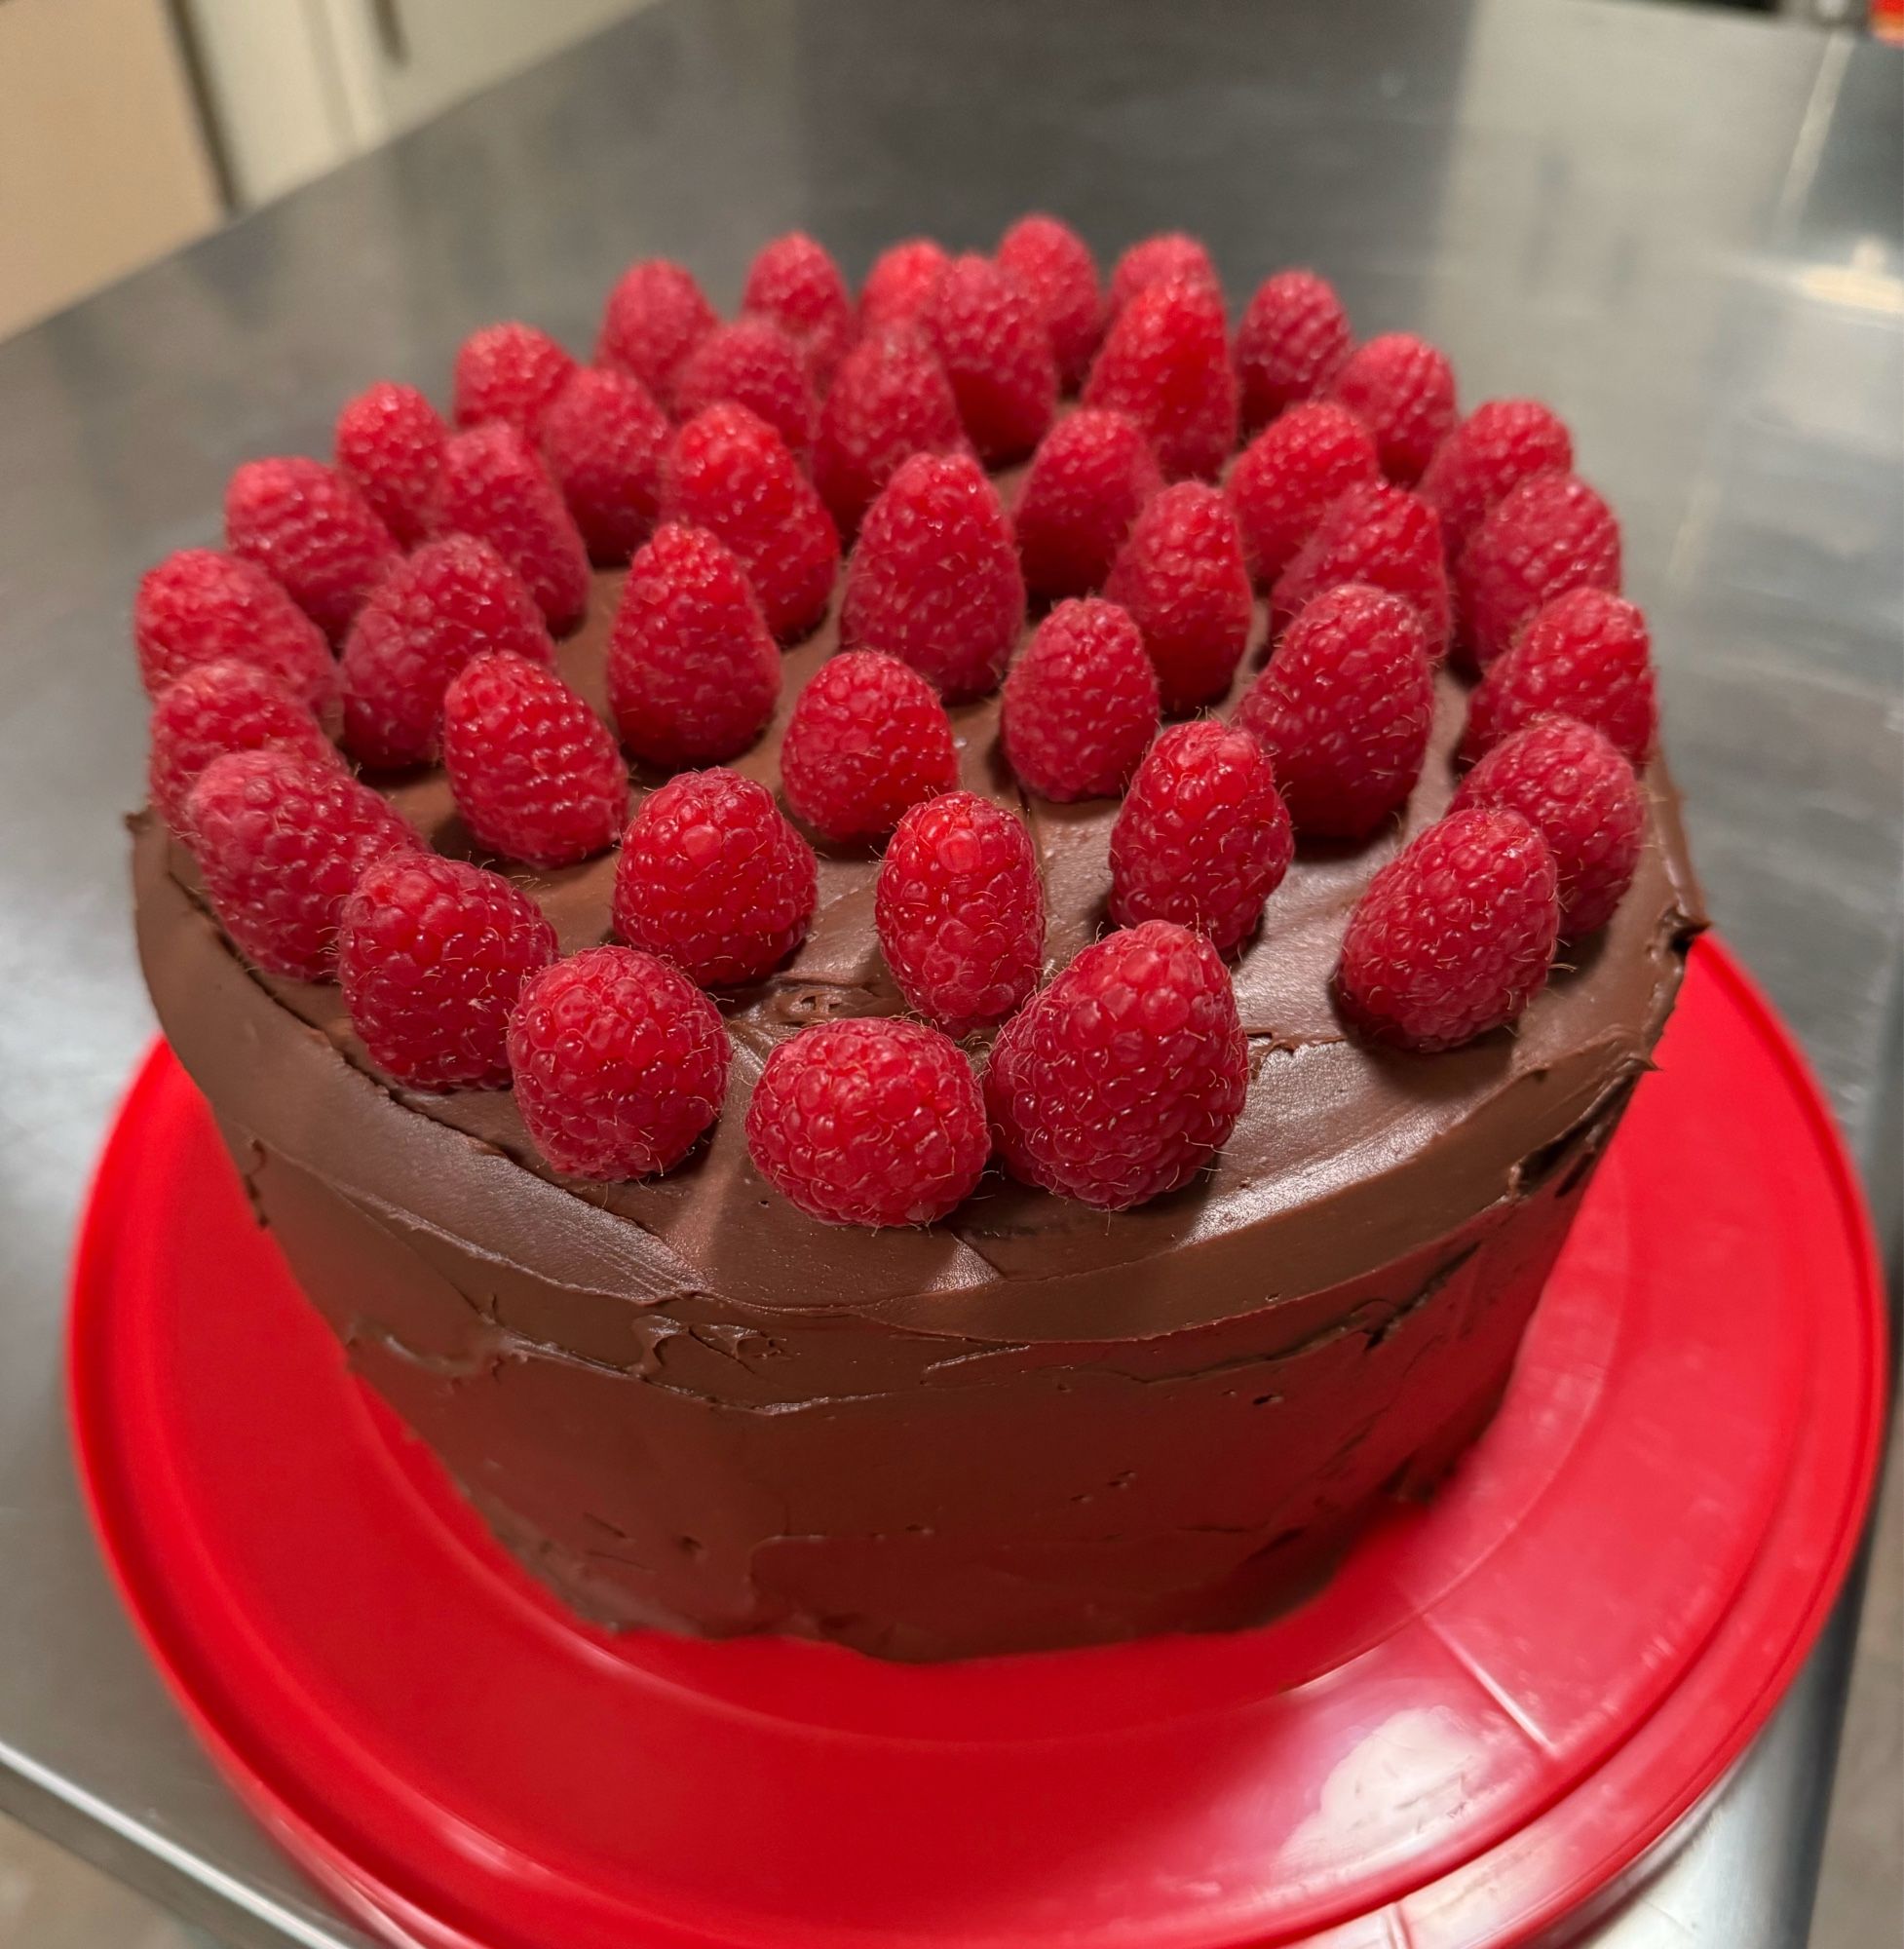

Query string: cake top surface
[133,223,1704,1340]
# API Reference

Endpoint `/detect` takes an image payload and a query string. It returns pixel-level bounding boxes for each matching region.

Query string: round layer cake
[131,230,1702,1660]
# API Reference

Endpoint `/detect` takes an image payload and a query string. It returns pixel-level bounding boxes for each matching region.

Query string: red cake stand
[69,939,1885,1949]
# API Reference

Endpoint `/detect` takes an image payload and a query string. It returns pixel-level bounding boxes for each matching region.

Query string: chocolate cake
[130,226,1703,1661]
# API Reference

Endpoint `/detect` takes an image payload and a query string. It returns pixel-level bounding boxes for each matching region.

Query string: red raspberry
[746,1018,989,1226]
[1336,807,1559,1052]
[1225,401,1381,586]
[613,769,818,986]
[1271,478,1450,661]
[430,423,591,633]
[1109,721,1291,952]
[875,791,1044,1034]
[1110,233,1220,315]
[813,325,966,538]
[1012,407,1161,599]
[1453,716,1644,936]
[334,382,445,547]
[133,549,337,709]
[672,316,819,461]
[662,403,840,642]
[1456,473,1621,669]
[841,450,1023,701]
[996,213,1105,391]
[1235,269,1352,432]
[1104,480,1252,713]
[451,322,576,440]
[1235,583,1434,837]
[338,852,556,1089]
[148,660,338,830]
[858,238,950,333]
[743,232,856,388]
[986,920,1247,1210]
[595,258,717,408]
[539,366,669,564]
[780,651,958,842]
[606,523,781,767]
[1001,597,1160,802]
[225,457,400,643]
[340,536,553,769]
[924,253,1057,465]
[441,651,627,867]
[508,945,730,1180]
[1326,332,1458,486]
[1083,275,1238,481]
[1418,400,1573,562]
[1463,587,1657,766]
[184,748,417,980]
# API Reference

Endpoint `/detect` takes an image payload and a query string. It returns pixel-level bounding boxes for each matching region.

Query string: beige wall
[0,0,223,340]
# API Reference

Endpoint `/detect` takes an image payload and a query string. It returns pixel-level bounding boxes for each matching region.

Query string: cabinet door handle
[367,0,408,65]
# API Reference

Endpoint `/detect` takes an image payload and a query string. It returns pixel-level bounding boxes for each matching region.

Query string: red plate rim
[65,936,1888,1949]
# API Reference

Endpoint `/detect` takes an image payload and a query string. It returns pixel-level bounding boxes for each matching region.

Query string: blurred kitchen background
[0,0,1896,1945]
[2,0,1900,341]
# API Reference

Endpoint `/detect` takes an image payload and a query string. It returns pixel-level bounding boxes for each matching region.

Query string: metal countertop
[0,2,1896,1942]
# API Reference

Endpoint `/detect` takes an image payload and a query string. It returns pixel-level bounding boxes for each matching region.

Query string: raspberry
[595,258,717,408]
[508,946,730,1180]
[780,651,958,841]
[1235,269,1352,433]
[672,316,819,461]
[1418,400,1573,562]
[1453,716,1644,936]
[1012,407,1161,599]
[538,366,669,564]
[441,651,627,867]
[133,548,337,709]
[1083,275,1238,481]
[1271,478,1450,662]
[813,325,966,538]
[451,322,576,440]
[1109,721,1292,951]
[858,238,950,333]
[334,382,445,547]
[612,769,817,987]
[1456,473,1621,669]
[661,403,840,642]
[1235,584,1434,838]
[1225,401,1381,587]
[1001,598,1159,802]
[606,524,781,767]
[1335,807,1559,1052]
[746,1018,988,1226]
[840,451,1023,701]
[148,660,339,830]
[1104,480,1251,712]
[224,457,400,643]
[924,253,1057,465]
[743,232,855,389]
[996,213,1104,391]
[338,852,556,1089]
[1463,588,1657,766]
[875,793,1044,1034]
[340,536,553,769]
[985,921,1247,1210]
[430,423,591,633]
[184,748,416,980]
[1110,233,1220,315]
[1326,332,1458,486]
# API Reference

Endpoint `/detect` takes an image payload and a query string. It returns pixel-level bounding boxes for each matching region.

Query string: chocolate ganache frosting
[133,539,1703,1660]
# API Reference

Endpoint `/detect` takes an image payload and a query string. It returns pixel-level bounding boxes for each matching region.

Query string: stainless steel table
[0,2,1896,1942]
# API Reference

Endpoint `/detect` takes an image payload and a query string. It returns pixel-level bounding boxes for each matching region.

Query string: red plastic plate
[68,940,1885,1949]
